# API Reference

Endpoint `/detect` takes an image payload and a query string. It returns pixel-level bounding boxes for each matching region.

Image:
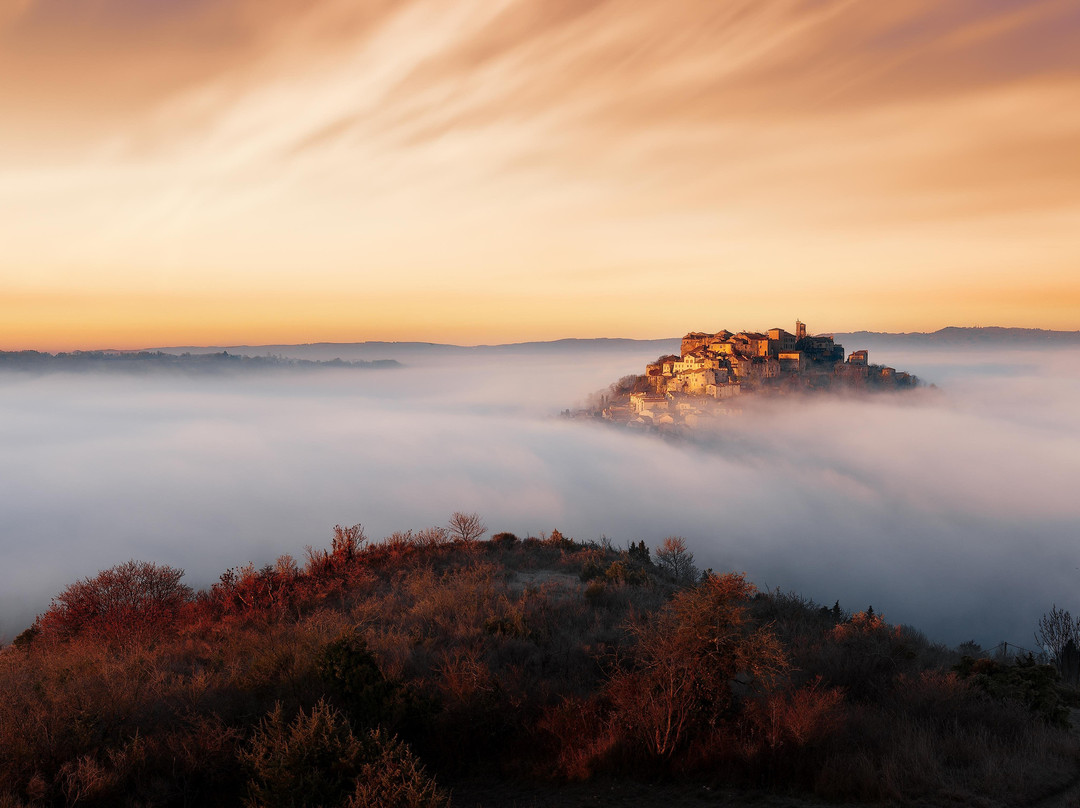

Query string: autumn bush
[240,699,446,808]
[36,559,193,648]
[344,728,450,808]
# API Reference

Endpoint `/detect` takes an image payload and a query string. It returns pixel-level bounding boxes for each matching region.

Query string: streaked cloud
[1,0,1078,348]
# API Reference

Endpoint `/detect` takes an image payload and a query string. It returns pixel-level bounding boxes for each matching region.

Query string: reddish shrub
[537,696,616,780]
[743,677,846,755]
[37,560,192,648]
[211,560,299,618]
[604,573,787,762]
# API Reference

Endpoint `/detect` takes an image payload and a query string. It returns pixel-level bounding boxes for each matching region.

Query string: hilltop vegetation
[2,520,1078,807]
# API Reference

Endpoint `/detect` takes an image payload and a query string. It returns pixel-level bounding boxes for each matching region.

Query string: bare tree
[1036,604,1080,669]
[655,536,698,584]
[448,512,487,544]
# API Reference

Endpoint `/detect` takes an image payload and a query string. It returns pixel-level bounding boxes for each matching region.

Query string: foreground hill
[3,523,1078,807]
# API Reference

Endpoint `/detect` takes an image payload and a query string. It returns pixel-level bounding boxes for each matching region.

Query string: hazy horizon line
[7,323,1080,356]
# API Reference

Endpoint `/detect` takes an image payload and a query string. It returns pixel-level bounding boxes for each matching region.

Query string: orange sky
[2,0,1079,350]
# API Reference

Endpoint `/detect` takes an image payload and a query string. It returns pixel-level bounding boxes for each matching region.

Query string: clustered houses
[654,320,844,397]
[602,321,916,429]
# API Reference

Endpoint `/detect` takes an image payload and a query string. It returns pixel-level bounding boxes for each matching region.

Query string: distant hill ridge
[832,326,1080,347]
[5,330,1072,362]
[154,337,678,352]
[0,350,399,374]
[150,328,1079,361]
[150,337,682,363]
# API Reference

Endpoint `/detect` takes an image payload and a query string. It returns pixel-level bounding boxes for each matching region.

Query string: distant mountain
[151,338,682,364]
[18,330,1075,368]
[832,327,1080,348]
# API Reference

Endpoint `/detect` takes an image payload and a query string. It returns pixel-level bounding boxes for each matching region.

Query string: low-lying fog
[2,343,1078,649]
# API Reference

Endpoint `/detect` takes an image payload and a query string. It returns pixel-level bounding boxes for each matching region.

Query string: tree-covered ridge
[0,350,400,374]
[2,520,1078,807]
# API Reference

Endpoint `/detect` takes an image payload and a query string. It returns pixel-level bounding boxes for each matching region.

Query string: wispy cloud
[2,0,1078,347]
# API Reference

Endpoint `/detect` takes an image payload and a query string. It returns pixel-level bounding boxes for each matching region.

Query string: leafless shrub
[383,531,415,552]
[58,754,119,805]
[415,527,449,549]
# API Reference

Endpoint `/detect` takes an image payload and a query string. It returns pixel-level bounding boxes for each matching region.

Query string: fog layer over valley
[1,342,1077,648]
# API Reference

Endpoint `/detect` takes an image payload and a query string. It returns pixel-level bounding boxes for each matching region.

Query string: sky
[2,0,1079,349]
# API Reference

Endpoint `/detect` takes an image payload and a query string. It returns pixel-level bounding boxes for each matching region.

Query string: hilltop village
[593,321,917,429]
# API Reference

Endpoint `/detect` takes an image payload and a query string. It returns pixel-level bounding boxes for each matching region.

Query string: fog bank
[1,344,1077,648]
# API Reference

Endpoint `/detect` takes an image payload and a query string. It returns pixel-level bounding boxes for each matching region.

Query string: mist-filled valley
[2,340,1078,650]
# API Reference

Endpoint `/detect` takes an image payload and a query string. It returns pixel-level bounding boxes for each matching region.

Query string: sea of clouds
[2,343,1078,648]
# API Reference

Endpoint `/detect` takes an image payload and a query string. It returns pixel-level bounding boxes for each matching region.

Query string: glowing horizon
[3,0,1079,350]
